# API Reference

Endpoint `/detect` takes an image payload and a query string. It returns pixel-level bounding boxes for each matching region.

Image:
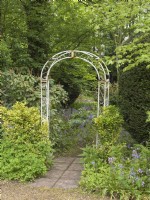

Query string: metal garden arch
[41,50,110,145]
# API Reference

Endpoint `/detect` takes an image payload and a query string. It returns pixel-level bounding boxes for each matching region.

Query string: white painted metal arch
[40,50,110,144]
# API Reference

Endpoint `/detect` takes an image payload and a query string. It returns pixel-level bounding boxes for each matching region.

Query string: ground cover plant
[80,105,150,200]
[0,102,53,182]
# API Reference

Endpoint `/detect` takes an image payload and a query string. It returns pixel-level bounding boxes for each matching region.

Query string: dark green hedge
[118,65,150,143]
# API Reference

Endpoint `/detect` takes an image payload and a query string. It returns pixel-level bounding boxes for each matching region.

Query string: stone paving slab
[54,179,79,189]
[45,169,64,179]
[68,163,84,171]
[29,157,83,189]
[61,170,81,180]
[52,163,69,171]
[54,157,75,163]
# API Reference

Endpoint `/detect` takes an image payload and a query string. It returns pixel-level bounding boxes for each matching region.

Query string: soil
[0,180,108,200]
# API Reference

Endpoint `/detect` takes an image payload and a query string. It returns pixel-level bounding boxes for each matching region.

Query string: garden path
[29,156,83,189]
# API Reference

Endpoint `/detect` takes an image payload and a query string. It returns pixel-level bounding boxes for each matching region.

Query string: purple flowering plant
[106,144,150,199]
[80,106,150,200]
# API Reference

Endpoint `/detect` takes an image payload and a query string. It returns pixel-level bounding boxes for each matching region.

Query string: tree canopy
[1,0,149,71]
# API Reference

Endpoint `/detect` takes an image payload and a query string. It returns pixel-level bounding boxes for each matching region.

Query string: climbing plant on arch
[40,50,110,144]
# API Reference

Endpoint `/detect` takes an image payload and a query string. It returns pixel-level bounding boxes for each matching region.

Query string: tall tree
[0,0,29,70]
[20,0,52,73]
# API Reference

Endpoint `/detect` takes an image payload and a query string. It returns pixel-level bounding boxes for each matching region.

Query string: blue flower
[79,121,86,128]
[132,150,140,159]
[88,114,94,120]
[141,181,145,187]
[137,168,143,174]
[129,168,136,177]
[127,144,131,149]
[135,177,139,181]
[108,157,115,164]
[91,161,95,165]
[118,164,124,169]
[130,171,136,177]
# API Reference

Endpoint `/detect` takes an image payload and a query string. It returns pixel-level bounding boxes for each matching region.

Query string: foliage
[69,103,97,146]
[0,39,12,67]
[0,102,53,181]
[0,70,68,109]
[118,65,150,143]
[1,0,149,78]
[147,111,150,122]
[0,122,2,139]
[95,105,123,145]
[0,0,29,70]
[80,144,150,200]
[49,97,97,154]
[109,83,119,105]
[0,0,55,72]
[48,0,93,52]
[115,1,150,72]
[0,70,40,107]
[0,0,93,73]
[49,113,78,154]
[51,60,97,106]
[110,0,150,144]
[49,79,68,109]
[80,105,150,199]
[86,0,148,54]
[21,0,52,71]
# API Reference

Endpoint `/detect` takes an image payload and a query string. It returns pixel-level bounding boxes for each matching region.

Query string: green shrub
[118,65,150,143]
[49,79,68,109]
[0,71,68,109]
[80,105,150,199]
[80,144,150,200]
[0,70,40,107]
[95,105,123,146]
[0,102,53,181]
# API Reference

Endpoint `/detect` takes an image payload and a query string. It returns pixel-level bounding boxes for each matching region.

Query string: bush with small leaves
[0,102,53,181]
[95,105,123,147]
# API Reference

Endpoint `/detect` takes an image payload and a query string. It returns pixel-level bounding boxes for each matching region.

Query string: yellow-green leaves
[0,102,49,141]
[94,105,123,145]
[0,102,53,181]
